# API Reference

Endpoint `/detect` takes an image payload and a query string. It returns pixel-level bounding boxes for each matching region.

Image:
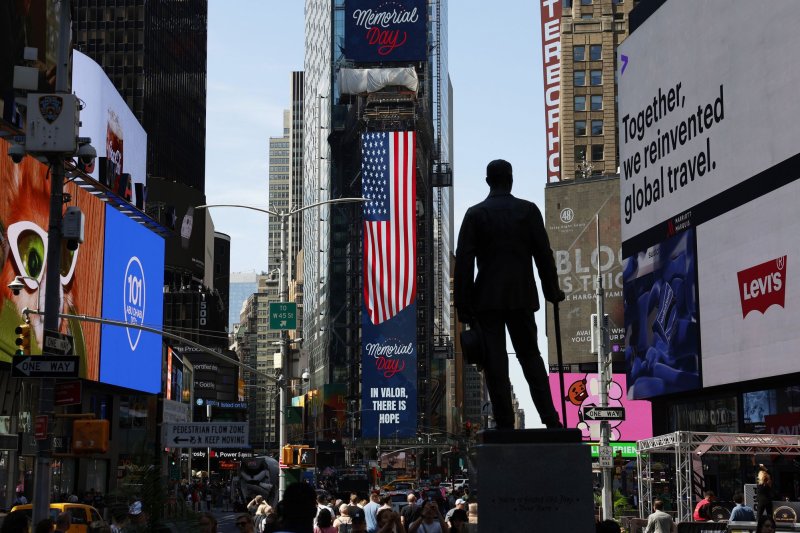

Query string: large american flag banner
[362,131,417,325]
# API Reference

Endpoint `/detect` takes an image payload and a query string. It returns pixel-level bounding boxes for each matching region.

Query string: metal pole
[596,215,612,521]
[32,0,71,524]
[553,301,568,427]
[278,214,288,499]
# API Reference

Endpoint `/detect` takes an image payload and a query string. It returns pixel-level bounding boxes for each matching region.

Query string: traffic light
[298,447,316,467]
[14,323,31,356]
[282,445,295,466]
[72,419,109,454]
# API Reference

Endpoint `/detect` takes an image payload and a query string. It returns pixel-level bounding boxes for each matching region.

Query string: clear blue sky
[206,1,551,426]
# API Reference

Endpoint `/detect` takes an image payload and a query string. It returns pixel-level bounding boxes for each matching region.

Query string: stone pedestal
[473,428,595,532]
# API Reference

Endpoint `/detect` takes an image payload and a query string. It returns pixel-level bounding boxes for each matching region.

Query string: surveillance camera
[76,143,96,166]
[302,370,310,382]
[8,144,25,164]
[7,277,24,296]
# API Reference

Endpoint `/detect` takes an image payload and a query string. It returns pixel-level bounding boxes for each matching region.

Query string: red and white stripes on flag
[362,131,417,325]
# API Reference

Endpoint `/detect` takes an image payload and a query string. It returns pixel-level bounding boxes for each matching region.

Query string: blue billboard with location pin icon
[100,205,164,392]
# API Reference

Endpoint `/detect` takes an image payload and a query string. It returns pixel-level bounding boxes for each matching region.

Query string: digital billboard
[345,0,427,63]
[0,140,105,378]
[100,205,164,393]
[697,181,800,388]
[623,230,700,399]
[146,178,207,281]
[361,132,417,438]
[545,178,624,366]
[72,51,147,209]
[619,1,800,397]
[549,373,653,442]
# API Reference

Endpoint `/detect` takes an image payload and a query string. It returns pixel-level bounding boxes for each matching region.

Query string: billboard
[361,132,417,438]
[72,51,147,208]
[549,372,653,442]
[146,178,207,281]
[619,1,800,397]
[345,0,427,63]
[100,205,164,393]
[539,0,562,183]
[0,141,105,378]
[545,178,624,366]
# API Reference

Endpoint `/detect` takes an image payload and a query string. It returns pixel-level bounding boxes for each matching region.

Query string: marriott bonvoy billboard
[619,1,800,398]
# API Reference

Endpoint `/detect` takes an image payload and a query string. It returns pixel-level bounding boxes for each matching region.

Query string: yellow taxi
[10,502,109,533]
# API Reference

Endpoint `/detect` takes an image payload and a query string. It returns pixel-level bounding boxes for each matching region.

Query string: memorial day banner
[346,0,427,63]
[361,131,417,438]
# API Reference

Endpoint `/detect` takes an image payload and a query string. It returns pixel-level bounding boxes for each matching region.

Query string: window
[591,120,604,135]
[574,96,586,111]
[592,144,604,161]
[590,95,603,111]
[564,0,572,6]
[575,145,587,163]
[590,70,602,86]
[581,0,592,4]
[574,71,586,86]
[581,14,593,19]
[573,46,586,62]
[590,44,602,61]
[576,121,587,136]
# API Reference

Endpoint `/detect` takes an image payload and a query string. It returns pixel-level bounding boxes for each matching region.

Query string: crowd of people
[233,482,478,533]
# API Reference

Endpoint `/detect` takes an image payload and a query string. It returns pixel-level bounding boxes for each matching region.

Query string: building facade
[302,1,455,460]
[71,0,208,191]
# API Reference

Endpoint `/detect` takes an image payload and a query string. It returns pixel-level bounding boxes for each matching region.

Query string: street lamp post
[197,197,367,499]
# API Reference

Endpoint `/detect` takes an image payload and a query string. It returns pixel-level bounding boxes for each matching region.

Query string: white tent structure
[637,432,800,522]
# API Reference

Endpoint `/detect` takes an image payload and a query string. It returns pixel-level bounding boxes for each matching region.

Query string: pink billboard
[549,372,653,442]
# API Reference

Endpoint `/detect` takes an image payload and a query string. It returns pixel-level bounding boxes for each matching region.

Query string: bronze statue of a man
[454,159,565,429]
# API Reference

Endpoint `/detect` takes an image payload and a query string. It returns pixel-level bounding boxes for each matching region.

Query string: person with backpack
[334,504,355,533]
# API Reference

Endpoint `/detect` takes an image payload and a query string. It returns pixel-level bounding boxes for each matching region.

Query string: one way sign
[12,355,80,378]
[43,329,74,356]
[582,406,626,421]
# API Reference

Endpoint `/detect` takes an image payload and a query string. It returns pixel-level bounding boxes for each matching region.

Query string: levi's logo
[737,256,787,318]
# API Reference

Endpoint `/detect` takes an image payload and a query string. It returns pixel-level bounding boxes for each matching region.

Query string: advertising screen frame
[618,0,800,396]
[100,205,164,393]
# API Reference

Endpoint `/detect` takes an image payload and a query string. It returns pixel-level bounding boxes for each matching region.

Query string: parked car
[10,502,109,533]
[439,482,453,494]
[454,478,469,491]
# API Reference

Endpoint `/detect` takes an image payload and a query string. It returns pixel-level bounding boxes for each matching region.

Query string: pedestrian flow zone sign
[269,302,297,330]
[162,422,249,449]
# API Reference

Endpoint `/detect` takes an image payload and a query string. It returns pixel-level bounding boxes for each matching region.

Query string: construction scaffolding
[637,431,800,522]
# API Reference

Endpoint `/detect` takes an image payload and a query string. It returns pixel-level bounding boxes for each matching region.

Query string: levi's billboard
[345,0,427,63]
[100,205,164,393]
[619,1,800,397]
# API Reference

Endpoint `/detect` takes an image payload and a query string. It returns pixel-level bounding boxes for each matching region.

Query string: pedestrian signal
[298,447,316,467]
[14,323,31,356]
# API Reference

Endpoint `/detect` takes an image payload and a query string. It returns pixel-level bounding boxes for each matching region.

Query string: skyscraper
[71,0,207,190]
[303,0,454,452]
